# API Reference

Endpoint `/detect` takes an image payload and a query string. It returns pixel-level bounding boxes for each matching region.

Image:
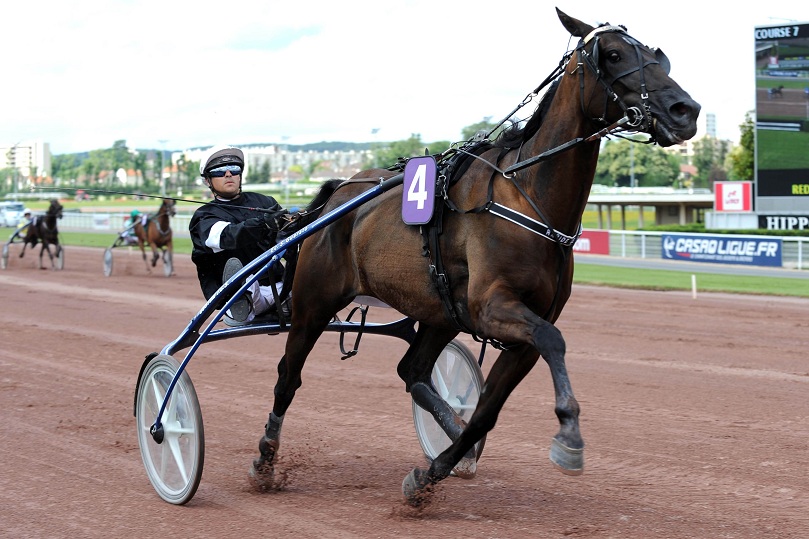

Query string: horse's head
[49,199,64,219]
[557,9,700,147]
[162,198,176,217]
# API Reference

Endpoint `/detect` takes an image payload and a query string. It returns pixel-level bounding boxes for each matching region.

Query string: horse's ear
[556,8,592,39]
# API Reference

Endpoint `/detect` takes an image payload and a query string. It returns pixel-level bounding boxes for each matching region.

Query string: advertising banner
[573,230,610,255]
[714,182,752,212]
[662,234,782,267]
[92,213,111,230]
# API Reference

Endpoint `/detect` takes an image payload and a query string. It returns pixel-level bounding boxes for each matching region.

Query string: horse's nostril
[669,98,700,123]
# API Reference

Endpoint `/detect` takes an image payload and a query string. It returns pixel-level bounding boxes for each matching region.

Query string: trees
[370,134,450,168]
[461,117,499,141]
[594,138,680,187]
[692,136,731,187]
[726,111,754,181]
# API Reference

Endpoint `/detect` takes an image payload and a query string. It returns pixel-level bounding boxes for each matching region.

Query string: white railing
[40,215,809,271]
[52,212,192,237]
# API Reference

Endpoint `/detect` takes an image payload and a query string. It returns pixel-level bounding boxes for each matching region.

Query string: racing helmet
[199,145,247,180]
[130,209,141,219]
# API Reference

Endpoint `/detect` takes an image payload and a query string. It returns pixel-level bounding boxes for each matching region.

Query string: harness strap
[488,203,582,246]
[422,190,476,335]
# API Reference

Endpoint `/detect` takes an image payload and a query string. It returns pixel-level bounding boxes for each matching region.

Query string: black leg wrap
[250,413,284,491]
[411,382,464,440]
[264,412,284,439]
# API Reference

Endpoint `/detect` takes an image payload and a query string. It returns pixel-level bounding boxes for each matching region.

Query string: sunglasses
[208,165,242,178]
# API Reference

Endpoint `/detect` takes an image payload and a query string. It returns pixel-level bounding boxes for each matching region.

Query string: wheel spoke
[167,428,190,484]
[445,351,463,402]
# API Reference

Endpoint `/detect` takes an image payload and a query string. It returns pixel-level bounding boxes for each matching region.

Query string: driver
[121,209,140,245]
[17,208,33,234]
[189,144,289,324]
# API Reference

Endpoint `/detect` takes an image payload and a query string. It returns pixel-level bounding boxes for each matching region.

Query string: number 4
[407,164,429,209]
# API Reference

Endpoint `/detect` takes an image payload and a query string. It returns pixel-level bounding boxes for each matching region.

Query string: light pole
[6,141,20,195]
[629,143,635,189]
[158,140,168,197]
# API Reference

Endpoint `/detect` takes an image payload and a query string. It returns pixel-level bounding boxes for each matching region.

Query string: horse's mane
[492,78,561,149]
[445,78,561,182]
[305,179,343,214]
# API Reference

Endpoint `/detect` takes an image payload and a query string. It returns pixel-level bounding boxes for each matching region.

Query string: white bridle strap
[582,24,626,44]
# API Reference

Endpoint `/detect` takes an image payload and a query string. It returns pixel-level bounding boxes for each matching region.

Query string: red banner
[715,182,752,212]
[573,229,610,255]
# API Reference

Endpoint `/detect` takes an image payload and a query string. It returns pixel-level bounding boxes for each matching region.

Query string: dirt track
[1,245,808,538]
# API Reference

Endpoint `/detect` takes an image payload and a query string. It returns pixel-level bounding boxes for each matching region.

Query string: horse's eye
[606,51,621,64]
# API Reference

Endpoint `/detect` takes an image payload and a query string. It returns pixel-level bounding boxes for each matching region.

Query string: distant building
[1,140,52,185]
[181,143,373,183]
[704,112,717,139]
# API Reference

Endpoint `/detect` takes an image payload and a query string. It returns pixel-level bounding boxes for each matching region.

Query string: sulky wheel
[1,243,8,270]
[135,354,204,505]
[103,248,114,277]
[412,339,486,463]
[162,250,173,277]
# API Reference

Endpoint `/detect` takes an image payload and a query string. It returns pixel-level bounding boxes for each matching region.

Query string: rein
[420,22,662,342]
[439,22,661,238]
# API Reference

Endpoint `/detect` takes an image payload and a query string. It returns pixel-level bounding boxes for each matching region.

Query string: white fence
[46,214,809,270]
[55,212,192,237]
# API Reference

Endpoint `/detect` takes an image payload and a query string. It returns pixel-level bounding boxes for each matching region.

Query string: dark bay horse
[20,199,63,270]
[251,9,700,504]
[133,198,175,275]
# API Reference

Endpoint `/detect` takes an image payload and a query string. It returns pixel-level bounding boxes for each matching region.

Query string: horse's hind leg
[396,325,478,477]
[38,244,51,270]
[249,307,335,490]
[138,243,151,273]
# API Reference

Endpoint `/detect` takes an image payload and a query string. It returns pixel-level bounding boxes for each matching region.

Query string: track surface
[1,246,808,538]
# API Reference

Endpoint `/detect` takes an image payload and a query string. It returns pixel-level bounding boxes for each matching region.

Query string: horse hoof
[248,458,276,491]
[402,468,433,506]
[452,456,477,479]
[549,437,584,476]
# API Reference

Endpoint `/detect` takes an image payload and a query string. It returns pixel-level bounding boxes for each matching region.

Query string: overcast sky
[3,0,809,155]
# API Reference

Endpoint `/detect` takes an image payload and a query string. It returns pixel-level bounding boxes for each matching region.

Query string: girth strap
[422,185,476,335]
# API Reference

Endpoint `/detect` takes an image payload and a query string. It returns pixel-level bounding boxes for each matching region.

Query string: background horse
[133,198,175,275]
[768,85,784,99]
[250,9,700,505]
[20,199,63,270]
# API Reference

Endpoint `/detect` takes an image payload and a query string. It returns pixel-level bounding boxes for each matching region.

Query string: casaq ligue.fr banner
[662,234,782,267]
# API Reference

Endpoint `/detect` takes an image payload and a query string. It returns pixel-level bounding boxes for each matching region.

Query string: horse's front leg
[401,301,583,505]
[534,320,584,474]
[477,294,584,472]
[150,246,160,267]
[402,343,542,504]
